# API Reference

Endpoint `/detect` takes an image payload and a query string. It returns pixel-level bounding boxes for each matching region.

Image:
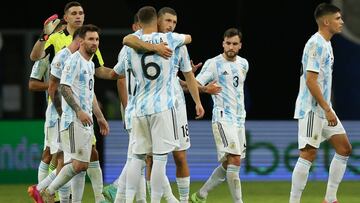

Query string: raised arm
[28,79,48,91]
[122,34,172,59]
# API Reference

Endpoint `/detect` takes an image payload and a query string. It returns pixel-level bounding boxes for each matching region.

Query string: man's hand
[153,42,172,59]
[325,109,337,126]
[191,60,202,73]
[76,111,93,127]
[203,80,222,95]
[39,14,61,41]
[97,118,110,136]
[195,104,205,119]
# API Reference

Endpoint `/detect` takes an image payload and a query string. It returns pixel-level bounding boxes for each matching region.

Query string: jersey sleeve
[30,57,49,80]
[178,46,192,73]
[304,41,323,73]
[60,56,79,87]
[196,59,214,86]
[166,32,186,50]
[92,49,104,68]
[113,46,128,76]
[50,52,65,79]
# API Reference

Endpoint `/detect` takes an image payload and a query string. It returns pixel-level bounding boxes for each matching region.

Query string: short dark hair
[223,28,242,40]
[314,3,341,20]
[158,7,177,17]
[64,1,82,13]
[77,24,100,39]
[137,6,157,24]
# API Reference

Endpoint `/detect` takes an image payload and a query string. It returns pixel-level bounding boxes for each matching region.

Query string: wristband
[39,32,49,41]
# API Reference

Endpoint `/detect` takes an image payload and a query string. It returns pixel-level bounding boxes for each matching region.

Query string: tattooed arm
[60,84,93,126]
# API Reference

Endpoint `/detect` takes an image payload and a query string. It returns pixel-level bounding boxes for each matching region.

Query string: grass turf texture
[1,181,358,203]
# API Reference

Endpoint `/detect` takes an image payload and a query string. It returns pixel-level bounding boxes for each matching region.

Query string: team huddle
[26,1,351,203]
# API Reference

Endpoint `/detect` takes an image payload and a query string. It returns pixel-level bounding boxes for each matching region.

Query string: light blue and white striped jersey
[30,56,55,127]
[294,32,334,119]
[173,45,192,107]
[196,54,249,127]
[60,51,95,130]
[30,55,50,82]
[126,32,186,116]
[43,48,72,128]
[113,45,137,130]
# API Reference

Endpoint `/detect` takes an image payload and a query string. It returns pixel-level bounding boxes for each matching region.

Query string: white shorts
[44,119,61,154]
[212,121,246,162]
[132,108,180,154]
[127,129,136,159]
[174,104,190,151]
[298,111,346,149]
[60,121,93,163]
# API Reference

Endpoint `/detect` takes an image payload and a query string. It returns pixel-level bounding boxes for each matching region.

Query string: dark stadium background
[4,0,358,120]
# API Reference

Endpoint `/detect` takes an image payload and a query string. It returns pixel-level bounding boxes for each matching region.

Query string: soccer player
[123,7,221,203]
[30,2,113,202]
[191,28,249,203]
[27,20,70,203]
[29,28,83,203]
[121,6,204,203]
[103,13,148,203]
[40,24,108,203]
[290,3,352,203]
[102,12,173,203]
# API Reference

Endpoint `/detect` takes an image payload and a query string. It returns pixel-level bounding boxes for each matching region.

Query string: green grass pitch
[1,181,358,202]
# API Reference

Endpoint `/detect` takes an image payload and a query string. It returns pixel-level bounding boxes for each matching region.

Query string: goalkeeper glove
[39,14,61,41]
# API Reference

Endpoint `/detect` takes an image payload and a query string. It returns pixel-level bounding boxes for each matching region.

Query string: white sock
[176,177,190,202]
[325,153,349,202]
[47,164,77,195]
[36,170,56,191]
[126,155,145,203]
[38,161,49,182]
[151,154,169,203]
[290,157,312,203]
[226,165,242,203]
[71,171,86,203]
[113,177,120,187]
[199,164,226,198]
[135,166,147,203]
[114,159,130,203]
[163,176,178,203]
[58,180,71,203]
[87,161,105,202]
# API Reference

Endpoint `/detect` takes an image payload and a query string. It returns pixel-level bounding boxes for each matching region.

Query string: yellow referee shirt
[44,28,104,68]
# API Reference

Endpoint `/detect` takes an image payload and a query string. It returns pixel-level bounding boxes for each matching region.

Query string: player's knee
[300,146,317,162]
[73,162,89,172]
[337,143,352,156]
[42,148,52,163]
[227,154,241,166]
[90,147,99,161]
[145,155,153,165]
[173,152,187,166]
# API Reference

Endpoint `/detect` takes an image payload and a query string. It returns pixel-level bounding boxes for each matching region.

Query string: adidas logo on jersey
[222,71,229,75]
